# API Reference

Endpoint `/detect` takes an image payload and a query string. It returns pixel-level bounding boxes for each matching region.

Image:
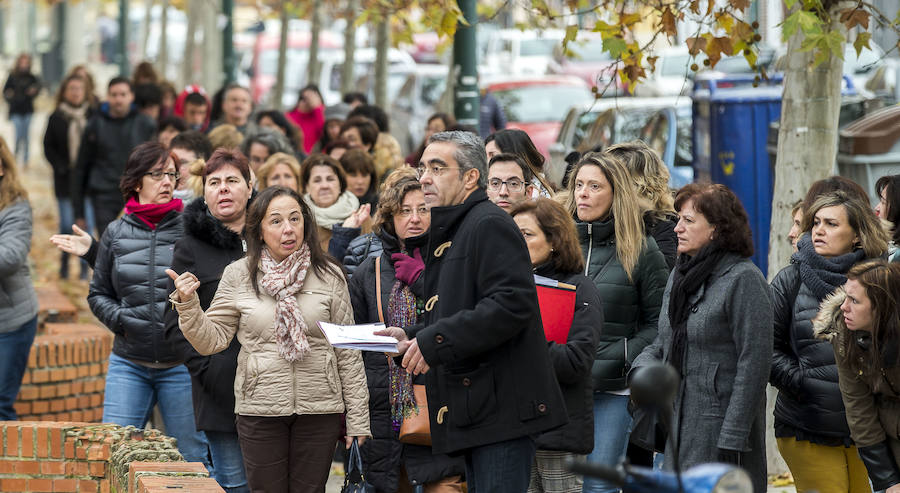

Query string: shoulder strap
[375,256,385,324]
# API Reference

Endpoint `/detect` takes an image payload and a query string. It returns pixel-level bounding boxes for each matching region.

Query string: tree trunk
[767,2,851,279]
[140,0,154,60]
[374,18,389,108]
[307,0,322,90]
[180,0,199,87]
[201,0,224,93]
[340,0,358,95]
[158,0,169,78]
[274,1,290,110]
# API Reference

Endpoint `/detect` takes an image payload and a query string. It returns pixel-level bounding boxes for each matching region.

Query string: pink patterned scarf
[259,243,312,362]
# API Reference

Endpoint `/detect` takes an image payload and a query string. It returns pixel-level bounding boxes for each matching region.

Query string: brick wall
[14,324,112,423]
[0,422,223,492]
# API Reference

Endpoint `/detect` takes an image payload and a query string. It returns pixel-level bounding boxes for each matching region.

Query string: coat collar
[182,198,244,251]
[424,188,489,246]
[576,217,615,245]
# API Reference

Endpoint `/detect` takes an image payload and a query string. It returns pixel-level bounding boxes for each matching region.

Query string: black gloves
[857,441,900,491]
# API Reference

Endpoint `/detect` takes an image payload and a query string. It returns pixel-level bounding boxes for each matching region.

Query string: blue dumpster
[693,76,782,275]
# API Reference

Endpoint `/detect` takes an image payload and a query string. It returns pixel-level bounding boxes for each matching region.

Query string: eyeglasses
[415,164,462,179]
[488,178,525,192]
[144,170,180,181]
[397,207,430,218]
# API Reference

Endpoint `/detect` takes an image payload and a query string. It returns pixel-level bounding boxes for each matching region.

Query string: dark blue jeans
[465,435,536,493]
[0,316,38,420]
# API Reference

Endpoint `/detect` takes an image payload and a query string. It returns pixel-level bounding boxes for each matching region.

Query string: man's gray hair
[427,131,487,188]
[242,128,294,156]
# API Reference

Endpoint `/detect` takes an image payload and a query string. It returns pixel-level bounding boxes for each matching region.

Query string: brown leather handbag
[376,257,432,446]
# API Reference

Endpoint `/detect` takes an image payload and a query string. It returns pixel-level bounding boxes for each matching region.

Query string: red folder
[536,283,576,344]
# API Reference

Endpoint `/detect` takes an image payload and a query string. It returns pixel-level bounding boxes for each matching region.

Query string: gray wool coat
[633,254,774,493]
[0,199,37,333]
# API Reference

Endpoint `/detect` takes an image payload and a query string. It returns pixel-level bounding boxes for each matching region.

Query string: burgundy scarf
[124,197,184,229]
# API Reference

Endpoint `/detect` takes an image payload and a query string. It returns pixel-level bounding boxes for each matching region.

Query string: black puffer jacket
[577,218,669,391]
[89,210,183,363]
[644,212,677,271]
[533,264,602,454]
[3,72,40,115]
[163,199,244,431]
[342,232,384,277]
[348,230,465,490]
[770,261,855,443]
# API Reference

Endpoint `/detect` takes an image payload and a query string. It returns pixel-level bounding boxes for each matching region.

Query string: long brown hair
[563,152,647,282]
[509,198,584,274]
[802,191,889,259]
[244,186,342,296]
[0,136,28,210]
[843,260,900,375]
[54,74,88,109]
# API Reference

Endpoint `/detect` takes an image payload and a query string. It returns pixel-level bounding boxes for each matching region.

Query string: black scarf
[793,233,865,301]
[667,243,728,376]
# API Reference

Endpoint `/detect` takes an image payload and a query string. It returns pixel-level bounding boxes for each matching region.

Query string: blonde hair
[187,158,206,199]
[0,137,28,210]
[208,124,244,150]
[604,140,675,220]
[257,152,302,191]
[563,152,647,282]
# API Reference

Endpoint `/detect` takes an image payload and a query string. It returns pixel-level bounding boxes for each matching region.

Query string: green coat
[576,218,669,391]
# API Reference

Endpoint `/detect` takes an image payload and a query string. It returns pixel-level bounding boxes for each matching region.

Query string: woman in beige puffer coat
[169,186,370,493]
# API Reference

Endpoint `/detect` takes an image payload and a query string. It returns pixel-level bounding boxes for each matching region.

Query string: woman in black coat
[87,142,208,466]
[348,169,466,492]
[510,198,602,493]
[3,54,40,165]
[44,73,94,279]
[770,191,889,493]
[163,148,253,493]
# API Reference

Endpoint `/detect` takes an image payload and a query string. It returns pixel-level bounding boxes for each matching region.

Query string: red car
[485,76,594,159]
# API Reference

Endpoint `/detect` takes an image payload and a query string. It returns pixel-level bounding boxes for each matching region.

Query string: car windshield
[520,38,561,57]
[567,40,611,62]
[660,54,693,77]
[492,84,593,123]
[843,44,882,74]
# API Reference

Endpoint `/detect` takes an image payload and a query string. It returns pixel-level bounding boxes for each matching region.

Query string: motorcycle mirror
[630,363,680,408]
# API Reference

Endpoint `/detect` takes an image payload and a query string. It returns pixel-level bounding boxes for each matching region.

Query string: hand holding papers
[317,321,399,353]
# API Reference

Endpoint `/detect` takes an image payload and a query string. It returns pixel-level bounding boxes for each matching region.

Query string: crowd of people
[0,57,899,493]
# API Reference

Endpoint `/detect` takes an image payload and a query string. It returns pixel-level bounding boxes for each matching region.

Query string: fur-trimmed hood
[182,198,244,251]
[813,288,847,343]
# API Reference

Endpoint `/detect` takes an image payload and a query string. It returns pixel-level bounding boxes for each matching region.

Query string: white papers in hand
[317,321,399,353]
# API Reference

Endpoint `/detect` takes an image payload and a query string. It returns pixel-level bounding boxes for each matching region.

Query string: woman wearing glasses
[87,142,210,466]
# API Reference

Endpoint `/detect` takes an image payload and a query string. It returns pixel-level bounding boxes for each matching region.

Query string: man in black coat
[379,130,567,492]
[71,77,156,236]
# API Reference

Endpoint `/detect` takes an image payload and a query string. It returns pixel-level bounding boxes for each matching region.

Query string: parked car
[485,76,594,159]
[546,34,623,93]
[480,28,565,78]
[546,97,693,188]
[633,47,696,97]
[249,30,342,105]
[357,64,449,154]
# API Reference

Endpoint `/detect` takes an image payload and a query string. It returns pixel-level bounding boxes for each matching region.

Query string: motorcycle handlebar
[566,459,627,486]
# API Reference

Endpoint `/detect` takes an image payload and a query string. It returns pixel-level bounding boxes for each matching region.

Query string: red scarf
[124,197,183,229]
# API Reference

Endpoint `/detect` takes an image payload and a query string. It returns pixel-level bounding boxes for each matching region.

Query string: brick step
[35,285,78,326]
[15,323,112,423]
